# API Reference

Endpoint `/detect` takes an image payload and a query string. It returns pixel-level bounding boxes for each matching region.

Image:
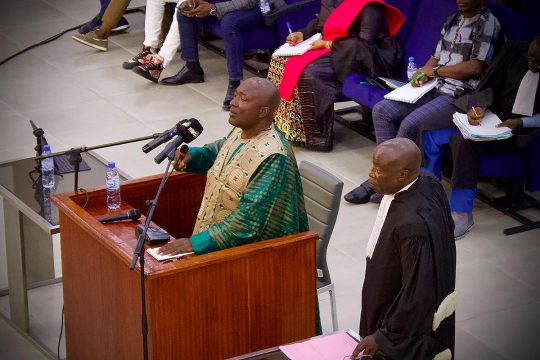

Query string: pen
[409,72,425,84]
[469,99,478,116]
[286,21,293,35]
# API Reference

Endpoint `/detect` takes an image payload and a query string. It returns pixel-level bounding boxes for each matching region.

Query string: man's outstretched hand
[158,238,194,256]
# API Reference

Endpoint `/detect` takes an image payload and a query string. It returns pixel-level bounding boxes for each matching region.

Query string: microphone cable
[0,23,83,67]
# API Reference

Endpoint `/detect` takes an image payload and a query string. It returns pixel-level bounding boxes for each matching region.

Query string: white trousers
[143,0,181,67]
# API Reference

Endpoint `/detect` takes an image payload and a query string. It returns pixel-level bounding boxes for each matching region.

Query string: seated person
[158,78,309,255]
[72,0,132,51]
[268,0,405,151]
[344,0,502,204]
[146,0,264,111]
[422,35,540,239]
[123,0,180,76]
[77,0,129,34]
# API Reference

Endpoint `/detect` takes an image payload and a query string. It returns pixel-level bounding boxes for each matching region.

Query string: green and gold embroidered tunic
[186,124,309,254]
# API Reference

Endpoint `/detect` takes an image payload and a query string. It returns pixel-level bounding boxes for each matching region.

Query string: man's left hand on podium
[158,238,194,255]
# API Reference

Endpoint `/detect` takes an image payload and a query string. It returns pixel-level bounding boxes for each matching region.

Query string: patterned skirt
[267,55,341,151]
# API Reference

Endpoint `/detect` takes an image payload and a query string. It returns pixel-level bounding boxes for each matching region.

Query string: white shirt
[366,178,418,259]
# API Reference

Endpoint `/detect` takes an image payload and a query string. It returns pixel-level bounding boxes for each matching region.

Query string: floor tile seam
[454,324,510,360]
[488,259,540,299]
[456,297,540,324]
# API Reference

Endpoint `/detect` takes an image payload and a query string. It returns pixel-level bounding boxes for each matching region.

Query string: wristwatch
[433,65,442,78]
[209,4,217,16]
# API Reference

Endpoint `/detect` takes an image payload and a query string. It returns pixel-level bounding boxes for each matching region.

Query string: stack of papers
[272,33,322,57]
[452,111,513,141]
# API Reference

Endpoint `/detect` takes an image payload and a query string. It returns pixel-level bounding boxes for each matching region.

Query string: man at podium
[159,78,309,255]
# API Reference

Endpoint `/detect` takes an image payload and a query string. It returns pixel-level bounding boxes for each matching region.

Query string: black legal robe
[360,174,456,359]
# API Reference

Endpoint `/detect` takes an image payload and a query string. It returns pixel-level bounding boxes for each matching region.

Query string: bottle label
[106,179,119,190]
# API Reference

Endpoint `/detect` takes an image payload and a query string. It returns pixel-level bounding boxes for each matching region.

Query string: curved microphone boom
[98,208,141,223]
[154,118,203,164]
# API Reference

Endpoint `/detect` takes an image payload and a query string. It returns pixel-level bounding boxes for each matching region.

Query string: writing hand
[350,335,379,359]
[496,118,523,133]
[467,107,485,126]
[286,32,303,45]
[157,238,193,256]
[410,69,432,87]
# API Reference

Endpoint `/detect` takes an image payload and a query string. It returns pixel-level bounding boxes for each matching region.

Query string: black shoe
[78,15,101,34]
[161,66,204,86]
[222,81,240,111]
[344,179,374,204]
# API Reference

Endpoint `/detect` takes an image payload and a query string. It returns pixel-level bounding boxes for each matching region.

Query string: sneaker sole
[71,35,107,52]
[132,67,159,83]
[111,24,130,33]
[454,223,474,240]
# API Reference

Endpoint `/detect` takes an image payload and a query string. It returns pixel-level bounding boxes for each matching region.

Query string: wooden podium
[52,172,318,359]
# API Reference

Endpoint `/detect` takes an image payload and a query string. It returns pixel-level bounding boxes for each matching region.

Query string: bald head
[369,138,422,194]
[244,77,281,117]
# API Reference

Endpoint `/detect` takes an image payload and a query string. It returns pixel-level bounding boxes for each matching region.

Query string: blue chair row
[340,0,540,235]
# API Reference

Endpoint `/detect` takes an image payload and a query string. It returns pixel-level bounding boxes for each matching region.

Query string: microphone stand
[32,134,162,192]
[129,144,178,360]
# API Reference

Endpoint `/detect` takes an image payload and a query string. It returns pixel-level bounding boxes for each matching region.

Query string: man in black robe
[351,138,456,360]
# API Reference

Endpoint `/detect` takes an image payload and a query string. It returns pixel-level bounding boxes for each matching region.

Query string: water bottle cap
[43,144,50,152]
[408,57,415,62]
[108,161,116,169]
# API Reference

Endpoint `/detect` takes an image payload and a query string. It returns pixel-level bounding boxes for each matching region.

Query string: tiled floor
[0,1,539,359]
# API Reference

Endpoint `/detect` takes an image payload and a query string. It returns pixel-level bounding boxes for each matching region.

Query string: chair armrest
[263,0,320,26]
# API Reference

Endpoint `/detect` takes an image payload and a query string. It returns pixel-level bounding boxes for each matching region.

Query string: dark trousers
[178,8,264,81]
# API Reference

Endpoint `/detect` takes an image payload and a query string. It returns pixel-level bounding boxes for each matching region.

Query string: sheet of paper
[272,33,322,57]
[383,79,437,103]
[146,247,193,261]
[279,331,359,360]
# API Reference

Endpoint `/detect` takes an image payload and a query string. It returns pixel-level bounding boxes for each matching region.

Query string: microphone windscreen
[128,209,142,220]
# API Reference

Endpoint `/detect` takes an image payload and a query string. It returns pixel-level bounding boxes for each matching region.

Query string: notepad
[452,111,513,141]
[147,247,194,261]
[383,79,438,103]
[272,33,322,57]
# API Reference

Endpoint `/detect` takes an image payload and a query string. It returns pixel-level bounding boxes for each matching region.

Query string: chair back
[299,161,343,288]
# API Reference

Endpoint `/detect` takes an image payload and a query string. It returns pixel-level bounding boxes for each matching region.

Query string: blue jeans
[177,8,264,81]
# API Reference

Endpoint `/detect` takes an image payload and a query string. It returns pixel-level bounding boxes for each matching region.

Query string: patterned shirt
[433,7,502,96]
[213,0,260,19]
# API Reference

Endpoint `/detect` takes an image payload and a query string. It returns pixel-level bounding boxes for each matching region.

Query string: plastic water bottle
[259,0,271,14]
[41,144,55,189]
[106,161,121,210]
[407,57,417,80]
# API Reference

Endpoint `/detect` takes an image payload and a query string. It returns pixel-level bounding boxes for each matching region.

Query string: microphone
[154,119,203,164]
[98,208,141,223]
[142,119,192,153]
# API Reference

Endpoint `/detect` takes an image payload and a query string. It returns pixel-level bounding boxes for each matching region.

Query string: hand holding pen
[285,22,303,45]
[467,100,485,126]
